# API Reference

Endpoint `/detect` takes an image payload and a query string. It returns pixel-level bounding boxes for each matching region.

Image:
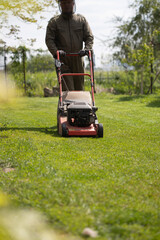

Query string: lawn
[0,94,160,240]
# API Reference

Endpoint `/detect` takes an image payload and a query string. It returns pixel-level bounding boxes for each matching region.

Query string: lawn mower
[56,50,103,137]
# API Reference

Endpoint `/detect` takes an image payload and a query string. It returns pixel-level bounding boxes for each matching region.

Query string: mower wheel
[98,123,103,138]
[62,123,68,137]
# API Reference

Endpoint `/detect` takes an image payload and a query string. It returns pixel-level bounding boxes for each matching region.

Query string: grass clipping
[0,72,17,103]
[0,192,78,240]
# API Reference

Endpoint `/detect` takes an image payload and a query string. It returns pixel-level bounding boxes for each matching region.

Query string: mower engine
[67,102,95,127]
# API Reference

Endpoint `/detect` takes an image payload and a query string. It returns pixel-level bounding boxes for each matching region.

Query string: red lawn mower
[56,50,103,137]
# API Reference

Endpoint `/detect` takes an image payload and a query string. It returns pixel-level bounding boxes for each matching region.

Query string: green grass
[0,94,160,240]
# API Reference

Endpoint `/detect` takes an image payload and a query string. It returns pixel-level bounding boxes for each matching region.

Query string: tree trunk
[147,69,160,94]
[150,62,154,94]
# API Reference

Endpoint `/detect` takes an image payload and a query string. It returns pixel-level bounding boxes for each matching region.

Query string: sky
[76,0,133,66]
[2,0,134,67]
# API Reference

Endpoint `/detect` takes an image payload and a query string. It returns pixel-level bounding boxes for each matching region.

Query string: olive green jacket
[45,13,94,57]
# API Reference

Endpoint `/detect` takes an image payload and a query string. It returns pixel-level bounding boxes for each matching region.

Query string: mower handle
[66,52,89,57]
[56,49,96,106]
[57,50,90,58]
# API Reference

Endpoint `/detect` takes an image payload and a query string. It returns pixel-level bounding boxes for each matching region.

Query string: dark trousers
[61,56,84,91]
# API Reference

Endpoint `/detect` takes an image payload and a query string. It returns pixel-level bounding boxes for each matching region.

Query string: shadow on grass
[146,99,160,108]
[117,95,160,107]
[0,126,100,138]
[0,126,60,137]
[117,95,145,102]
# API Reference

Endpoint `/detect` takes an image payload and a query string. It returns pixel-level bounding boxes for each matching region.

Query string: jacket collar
[61,12,74,20]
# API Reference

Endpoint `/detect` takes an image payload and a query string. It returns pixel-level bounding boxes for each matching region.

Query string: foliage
[94,70,152,94]
[8,71,57,97]
[7,47,55,74]
[0,0,57,41]
[25,71,57,96]
[6,69,160,97]
[0,95,160,240]
[112,0,160,93]
[27,54,55,73]
[6,47,56,96]
[7,46,29,74]
[5,43,160,96]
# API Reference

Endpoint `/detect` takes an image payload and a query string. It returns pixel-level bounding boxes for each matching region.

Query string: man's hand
[79,50,86,57]
[59,50,66,57]
[53,50,66,58]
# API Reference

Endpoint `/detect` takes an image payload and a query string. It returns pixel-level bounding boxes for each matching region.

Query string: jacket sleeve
[82,17,94,50]
[45,18,58,57]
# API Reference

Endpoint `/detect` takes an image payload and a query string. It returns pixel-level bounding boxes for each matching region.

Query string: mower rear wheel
[57,106,62,132]
[98,123,103,138]
[62,123,68,137]
[57,108,59,130]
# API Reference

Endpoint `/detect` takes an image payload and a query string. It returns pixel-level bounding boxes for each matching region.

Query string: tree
[6,47,55,95]
[112,0,160,94]
[0,0,57,41]
[27,53,55,72]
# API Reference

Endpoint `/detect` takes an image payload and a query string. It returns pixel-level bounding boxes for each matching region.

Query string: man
[45,0,94,91]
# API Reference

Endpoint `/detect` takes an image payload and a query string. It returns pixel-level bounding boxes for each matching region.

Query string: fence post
[22,48,27,94]
[4,45,8,97]
[4,45,7,84]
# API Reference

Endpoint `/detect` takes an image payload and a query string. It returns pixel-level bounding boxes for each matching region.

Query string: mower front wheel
[62,123,68,137]
[98,123,103,138]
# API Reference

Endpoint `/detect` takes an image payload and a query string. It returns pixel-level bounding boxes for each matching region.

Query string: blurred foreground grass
[0,192,79,240]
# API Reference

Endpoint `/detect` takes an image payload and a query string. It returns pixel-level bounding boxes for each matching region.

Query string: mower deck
[57,91,103,137]
[59,116,98,137]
